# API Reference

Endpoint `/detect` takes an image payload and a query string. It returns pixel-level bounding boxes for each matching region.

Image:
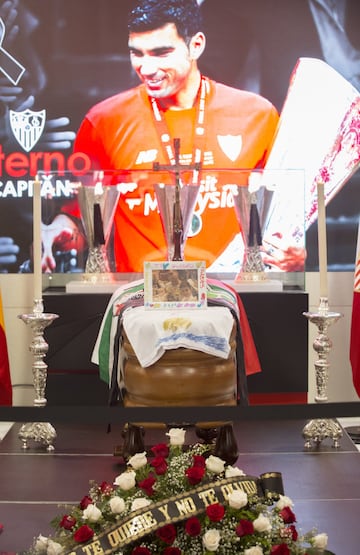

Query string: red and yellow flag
[350,221,360,397]
[0,290,12,405]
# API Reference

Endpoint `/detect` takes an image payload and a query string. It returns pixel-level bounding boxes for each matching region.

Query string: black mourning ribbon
[248,202,262,247]
[93,203,105,246]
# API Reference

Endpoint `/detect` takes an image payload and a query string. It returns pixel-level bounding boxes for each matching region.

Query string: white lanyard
[149,76,208,184]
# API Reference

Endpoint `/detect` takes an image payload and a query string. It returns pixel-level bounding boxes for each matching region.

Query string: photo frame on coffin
[144,261,207,310]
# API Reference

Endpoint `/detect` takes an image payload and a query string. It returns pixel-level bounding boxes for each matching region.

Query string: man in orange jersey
[71,0,279,272]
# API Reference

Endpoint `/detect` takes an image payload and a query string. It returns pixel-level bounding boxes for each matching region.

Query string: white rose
[206,455,226,474]
[244,547,264,555]
[47,540,64,555]
[131,497,152,511]
[166,428,186,446]
[34,535,48,553]
[128,451,147,469]
[313,532,328,549]
[109,496,126,514]
[83,504,102,522]
[225,466,245,478]
[276,494,294,510]
[228,490,248,509]
[202,529,221,551]
[114,470,136,491]
[253,514,272,533]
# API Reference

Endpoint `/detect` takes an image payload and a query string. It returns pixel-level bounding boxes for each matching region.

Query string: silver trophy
[153,138,201,261]
[77,174,120,275]
[154,183,199,261]
[232,178,273,282]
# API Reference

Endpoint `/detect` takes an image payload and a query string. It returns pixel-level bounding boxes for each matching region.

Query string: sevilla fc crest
[9,109,46,152]
[217,134,242,162]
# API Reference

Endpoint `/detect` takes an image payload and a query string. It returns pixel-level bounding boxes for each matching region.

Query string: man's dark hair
[128,0,203,44]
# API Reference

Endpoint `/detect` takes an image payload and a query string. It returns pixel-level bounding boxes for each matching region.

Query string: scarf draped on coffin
[92,278,261,406]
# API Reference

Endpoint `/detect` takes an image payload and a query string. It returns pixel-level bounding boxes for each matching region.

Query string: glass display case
[35,168,305,292]
[35,168,308,406]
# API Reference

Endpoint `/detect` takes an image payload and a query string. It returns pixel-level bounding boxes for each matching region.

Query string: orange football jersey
[74,78,279,272]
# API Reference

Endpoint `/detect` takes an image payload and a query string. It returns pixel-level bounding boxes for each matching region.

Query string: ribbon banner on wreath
[64,474,282,554]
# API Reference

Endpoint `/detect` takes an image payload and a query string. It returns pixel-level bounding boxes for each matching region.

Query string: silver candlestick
[302,297,343,449]
[18,299,58,451]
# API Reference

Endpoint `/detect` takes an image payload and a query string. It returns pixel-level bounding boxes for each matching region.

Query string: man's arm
[40,214,86,273]
[0,236,19,269]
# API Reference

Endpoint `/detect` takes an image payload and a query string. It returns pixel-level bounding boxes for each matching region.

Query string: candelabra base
[19,422,57,452]
[302,418,343,449]
[18,300,58,452]
[303,297,343,449]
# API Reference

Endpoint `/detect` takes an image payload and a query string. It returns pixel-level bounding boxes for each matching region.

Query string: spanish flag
[350,220,360,398]
[0,289,12,405]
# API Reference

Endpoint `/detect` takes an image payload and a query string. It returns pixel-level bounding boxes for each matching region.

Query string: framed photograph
[144,261,207,310]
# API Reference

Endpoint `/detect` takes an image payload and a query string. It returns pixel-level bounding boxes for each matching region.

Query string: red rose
[279,506,296,524]
[59,514,77,530]
[138,475,157,496]
[287,524,298,541]
[235,519,255,537]
[0,523,3,534]
[270,544,291,555]
[100,481,113,495]
[185,465,205,485]
[150,455,168,475]
[206,503,225,522]
[192,454,206,468]
[164,548,181,555]
[151,443,169,458]
[156,523,177,545]
[79,495,93,509]
[132,547,152,555]
[73,524,95,543]
[185,516,202,537]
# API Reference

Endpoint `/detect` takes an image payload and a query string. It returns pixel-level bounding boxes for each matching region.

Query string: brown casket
[121,323,237,408]
[119,320,239,463]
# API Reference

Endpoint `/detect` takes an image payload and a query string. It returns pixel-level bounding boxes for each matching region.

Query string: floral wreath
[27,428,331,555]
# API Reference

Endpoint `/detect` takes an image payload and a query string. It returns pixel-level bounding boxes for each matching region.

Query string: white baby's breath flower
[228,490,248,509]
[313,532,328,549]
[276,494,294,510]
[114,470,136,491]
[253,514,272,533]
[166,428,186,445]
[34,535,48,553]
[131,497,152,511]
[244,546,264,555]
[83,504,102,522]
[206,455,226,474]
[47,539,64,555]
[128,452,147,469]
[202,528,221,551]
[225,466,245,478]
[109,496,126,514]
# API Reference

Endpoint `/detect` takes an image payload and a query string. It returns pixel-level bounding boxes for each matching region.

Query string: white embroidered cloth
[123,305,234,367]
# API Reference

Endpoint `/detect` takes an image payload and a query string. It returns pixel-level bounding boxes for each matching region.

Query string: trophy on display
[232,173,274,282]
[153,138,201,261]
[77,172,120,275]
[154,181,199,261]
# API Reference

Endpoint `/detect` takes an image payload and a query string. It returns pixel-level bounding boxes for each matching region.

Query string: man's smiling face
[128,23,200,103]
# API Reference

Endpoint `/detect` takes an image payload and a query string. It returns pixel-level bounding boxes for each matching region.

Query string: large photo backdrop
[0,0,359,273]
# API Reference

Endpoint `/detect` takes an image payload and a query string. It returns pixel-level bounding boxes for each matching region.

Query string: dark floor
[0,420,359,554]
